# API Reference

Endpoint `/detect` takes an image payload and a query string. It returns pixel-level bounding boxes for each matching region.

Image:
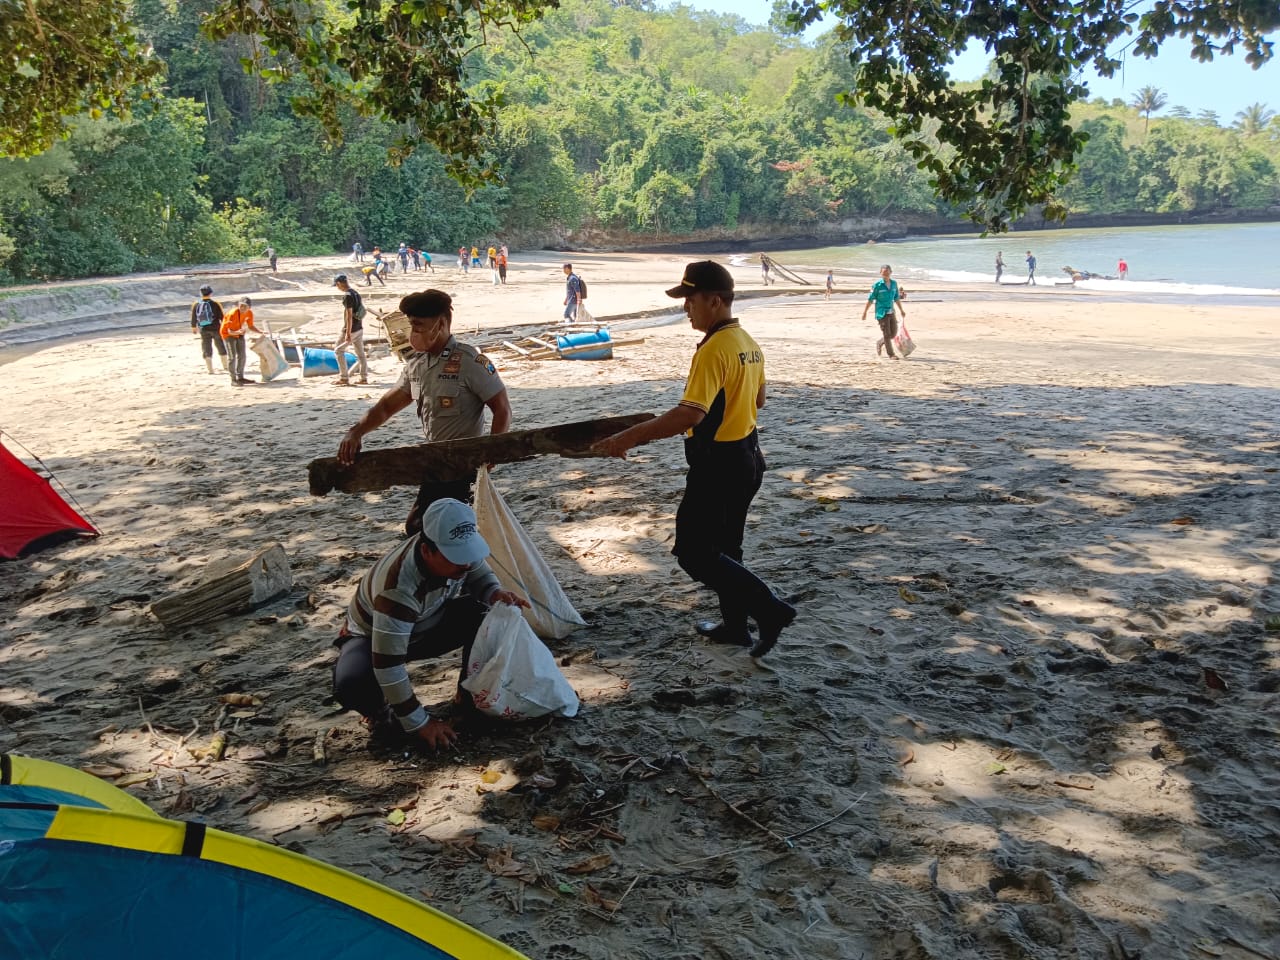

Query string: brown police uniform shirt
[395,335,505,442]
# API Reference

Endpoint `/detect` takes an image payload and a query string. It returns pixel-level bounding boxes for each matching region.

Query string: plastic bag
[474,467,586,639]
[251,336,290,381]
[461,603,579,720]
[894,321,917,358]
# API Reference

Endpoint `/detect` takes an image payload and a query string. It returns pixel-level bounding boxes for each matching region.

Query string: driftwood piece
[308,413,655,496]
[150,543,293,629]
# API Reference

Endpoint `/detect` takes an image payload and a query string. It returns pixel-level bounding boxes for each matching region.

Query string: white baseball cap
[421,499,489,566]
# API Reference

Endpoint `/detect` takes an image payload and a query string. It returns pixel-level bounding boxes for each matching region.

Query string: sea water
[761,221,1280,297]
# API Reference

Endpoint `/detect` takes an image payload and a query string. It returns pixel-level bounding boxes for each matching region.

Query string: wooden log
[308,413,655,496]
[150,543,293,629]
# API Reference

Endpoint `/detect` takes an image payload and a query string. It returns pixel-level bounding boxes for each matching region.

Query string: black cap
[665,260,734,298]
[199,285,213,295]
[333,274,348,285]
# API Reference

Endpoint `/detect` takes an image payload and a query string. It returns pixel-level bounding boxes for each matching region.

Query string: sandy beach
[3,251,1279,960]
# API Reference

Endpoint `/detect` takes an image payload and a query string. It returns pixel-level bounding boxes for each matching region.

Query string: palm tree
[1130,85,1168,133]
[1234,103,1275,137]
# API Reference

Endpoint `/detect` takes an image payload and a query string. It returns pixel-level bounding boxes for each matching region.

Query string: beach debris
[218,693,262,706]
[532,814,562,832]
[312,729,329,766]
[583,884,622,913]
[189,731,228,762]
[1203,667,1229,691]
[150,543,292,629]
[307,413,655,495]
[986,762,1007,775]
[565,853,613,875]
[82,763,126,779]
[898,585,923,603]
[1266,614,1280,633]
[485,847,539,883]
[386,809,407,826]
[115,771,156,788]
[1171,515,1196,525]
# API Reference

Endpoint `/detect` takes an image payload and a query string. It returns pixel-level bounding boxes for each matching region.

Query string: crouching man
[332,498,528,748]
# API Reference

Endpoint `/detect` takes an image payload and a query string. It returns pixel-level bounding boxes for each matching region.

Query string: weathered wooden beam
[150,543,292,629]
[308,413,655,496]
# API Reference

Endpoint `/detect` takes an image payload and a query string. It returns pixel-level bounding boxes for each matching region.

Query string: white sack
[461,603,579,719]
[474,467,586,639]
[251,336,290,381]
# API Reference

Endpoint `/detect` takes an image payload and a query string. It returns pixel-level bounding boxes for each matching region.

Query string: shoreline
[4,250,1277,364]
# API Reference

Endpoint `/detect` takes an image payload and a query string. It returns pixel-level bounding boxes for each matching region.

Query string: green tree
[1130,86,1168,133]
[0,0,163,157]
[1234,103,1276,136]
[783,0,1275,228]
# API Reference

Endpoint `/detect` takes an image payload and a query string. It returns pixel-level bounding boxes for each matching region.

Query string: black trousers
[199,326,227,358]
[673,432,782,630]
[331,597,487,720]
[405,472,476,536]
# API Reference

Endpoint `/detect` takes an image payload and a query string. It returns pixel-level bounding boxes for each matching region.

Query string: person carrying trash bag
[331,499,530,748]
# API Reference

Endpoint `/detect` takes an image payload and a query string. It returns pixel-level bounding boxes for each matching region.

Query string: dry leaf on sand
[486,847,540,883]
[565,853,614,875]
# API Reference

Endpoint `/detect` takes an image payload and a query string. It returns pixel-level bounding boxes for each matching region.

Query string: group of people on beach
[327,262,794,749]
[188,286,263,386]
[192,254,933,747]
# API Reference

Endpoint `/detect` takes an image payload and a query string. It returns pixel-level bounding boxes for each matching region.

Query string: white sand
[3,253,1279,960]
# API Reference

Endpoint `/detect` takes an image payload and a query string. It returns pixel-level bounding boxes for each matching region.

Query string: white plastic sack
[461,603,579,720]
[251,336,290,381]
[474,467,586,639]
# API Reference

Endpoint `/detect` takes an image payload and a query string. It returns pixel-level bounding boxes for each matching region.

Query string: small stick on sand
[784,793,867,843]
[677,755,792,849]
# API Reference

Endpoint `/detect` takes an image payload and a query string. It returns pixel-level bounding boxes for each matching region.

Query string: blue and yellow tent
[0,754,529,959]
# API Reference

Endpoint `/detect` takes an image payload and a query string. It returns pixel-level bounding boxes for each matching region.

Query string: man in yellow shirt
[592,261,795,657]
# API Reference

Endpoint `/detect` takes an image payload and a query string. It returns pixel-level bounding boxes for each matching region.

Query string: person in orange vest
[219,297,263,386]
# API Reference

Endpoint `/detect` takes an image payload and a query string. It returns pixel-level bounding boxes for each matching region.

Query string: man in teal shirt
[861,264,907,359]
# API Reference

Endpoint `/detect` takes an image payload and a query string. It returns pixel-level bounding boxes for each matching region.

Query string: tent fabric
[0,439,97,560]
[0,757,529,960]
[1,753,156,818]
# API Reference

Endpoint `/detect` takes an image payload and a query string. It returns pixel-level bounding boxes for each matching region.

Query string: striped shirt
[346,535,500,731]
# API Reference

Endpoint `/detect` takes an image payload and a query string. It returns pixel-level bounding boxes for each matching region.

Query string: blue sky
[681,0,1277,122]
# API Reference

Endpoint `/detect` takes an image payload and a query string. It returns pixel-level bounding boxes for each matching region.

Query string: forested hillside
[1,0,1277,282]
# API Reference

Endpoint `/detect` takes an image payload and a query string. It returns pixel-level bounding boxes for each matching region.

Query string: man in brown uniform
[337,289,512,532]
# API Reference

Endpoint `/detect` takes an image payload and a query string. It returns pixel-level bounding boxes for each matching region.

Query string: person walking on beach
[219,296,262,386]
[1117,257,1128,280]
[421,249,434,273]
[761,256,772,286]
[1025,250,1037,286]
[352,242,364,263]
[862,264,907,359]
[190,285,228,375]
[458,246,468,273]
[337,289,511,534]
[497,249,507,285]
[995,251,1004,283]
[591,260,796,659]
[263,244,277,274]
[825,270,835,300]
[563,263,583,321]
[331,498,529,749]
[332,275,369,387]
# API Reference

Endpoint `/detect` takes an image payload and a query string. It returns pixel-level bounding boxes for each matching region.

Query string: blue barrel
[301,347,361,377]
[556,328,613,361]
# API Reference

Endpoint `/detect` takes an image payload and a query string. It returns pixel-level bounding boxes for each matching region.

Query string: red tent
[0,438,98,560]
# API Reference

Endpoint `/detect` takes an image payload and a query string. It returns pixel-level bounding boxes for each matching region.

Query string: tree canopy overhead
[0,0,163,157]
[0,0,1275,236]
[776,0,1276,227]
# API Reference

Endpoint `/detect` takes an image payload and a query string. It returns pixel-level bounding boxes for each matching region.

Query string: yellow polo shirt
[679,322,765,442]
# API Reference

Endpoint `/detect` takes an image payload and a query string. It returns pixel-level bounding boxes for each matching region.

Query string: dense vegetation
[1,0,1277,283]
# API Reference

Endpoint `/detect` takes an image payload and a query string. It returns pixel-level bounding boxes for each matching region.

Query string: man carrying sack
[331,499,529,748]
